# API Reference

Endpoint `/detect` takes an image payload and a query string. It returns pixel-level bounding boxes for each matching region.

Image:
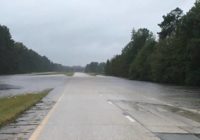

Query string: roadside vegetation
[104,2,200,86]
[63,72,74,76]
[33,71,74,76]
[0,26,84,75]
[0,89,52,127]
[85,62,105,75]
[88,73,98,76]
[0,25,71,74]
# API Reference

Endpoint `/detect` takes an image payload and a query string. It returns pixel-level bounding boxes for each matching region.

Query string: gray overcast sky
[0,0,196,66]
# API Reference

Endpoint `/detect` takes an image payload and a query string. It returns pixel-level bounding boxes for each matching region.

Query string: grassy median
[33,72,74,76]
[63,72,74,76]
[88,73,98,76]
[0,89,52,127]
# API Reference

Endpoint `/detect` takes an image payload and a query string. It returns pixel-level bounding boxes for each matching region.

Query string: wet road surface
[0,74,69,140]
[30,73,200,140]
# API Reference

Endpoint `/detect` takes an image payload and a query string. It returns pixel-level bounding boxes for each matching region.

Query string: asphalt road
[30,73,200,140]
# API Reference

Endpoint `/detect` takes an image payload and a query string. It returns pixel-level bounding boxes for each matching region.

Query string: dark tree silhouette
[0,25,71,74]
[105,2,200,86]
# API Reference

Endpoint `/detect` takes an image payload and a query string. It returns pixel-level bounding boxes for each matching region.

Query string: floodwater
[100,77,200,110]
[0,74,200,140]
[0,74,68,98]
[0,73,69,140]
[0,74,199,110]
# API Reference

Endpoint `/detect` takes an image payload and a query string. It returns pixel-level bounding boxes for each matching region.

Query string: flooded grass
[0,89,52,127]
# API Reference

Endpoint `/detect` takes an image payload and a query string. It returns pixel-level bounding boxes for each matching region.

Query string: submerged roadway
[30,73,200,140]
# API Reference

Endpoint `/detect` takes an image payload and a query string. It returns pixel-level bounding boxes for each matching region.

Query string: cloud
[0,0,195,66]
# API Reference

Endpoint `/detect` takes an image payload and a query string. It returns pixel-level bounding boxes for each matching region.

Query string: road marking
[107,100,113,105]
[125,115,135,123]
[29,87,67,140]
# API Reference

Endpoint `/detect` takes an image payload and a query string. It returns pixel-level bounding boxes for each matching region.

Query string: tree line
[105,2,200,86]
[0,25,72,74]
[85,62,105,74]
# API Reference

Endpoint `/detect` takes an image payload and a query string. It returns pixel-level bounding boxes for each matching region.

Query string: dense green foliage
[85,62,105,74]
[105,2,200,86]
[0,25,71,74]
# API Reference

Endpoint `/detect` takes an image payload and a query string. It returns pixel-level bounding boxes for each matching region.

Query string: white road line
[125,115,135,123]
[107,100,113,105]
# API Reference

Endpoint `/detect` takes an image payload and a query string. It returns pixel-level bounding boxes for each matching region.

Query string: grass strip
[33,72,74,76]
[88,73,98,76]
[0,89,52,127]
[63,72,74,76]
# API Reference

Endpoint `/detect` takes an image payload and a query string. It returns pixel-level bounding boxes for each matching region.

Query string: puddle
[0,96,55,140]
[155,133,200,140]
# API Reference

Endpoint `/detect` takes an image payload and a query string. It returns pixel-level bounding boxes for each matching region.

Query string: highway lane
[31,73,200,140]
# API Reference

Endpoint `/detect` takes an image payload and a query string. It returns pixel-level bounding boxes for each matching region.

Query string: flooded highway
[0,74,68,98]
[100,76,200,111]
[32,73,200,140]
[1,73,199,111]
[0,73,200,140]
[0,73,70,140]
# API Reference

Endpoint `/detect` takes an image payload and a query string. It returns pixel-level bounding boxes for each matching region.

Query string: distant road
[30,72,200,140]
